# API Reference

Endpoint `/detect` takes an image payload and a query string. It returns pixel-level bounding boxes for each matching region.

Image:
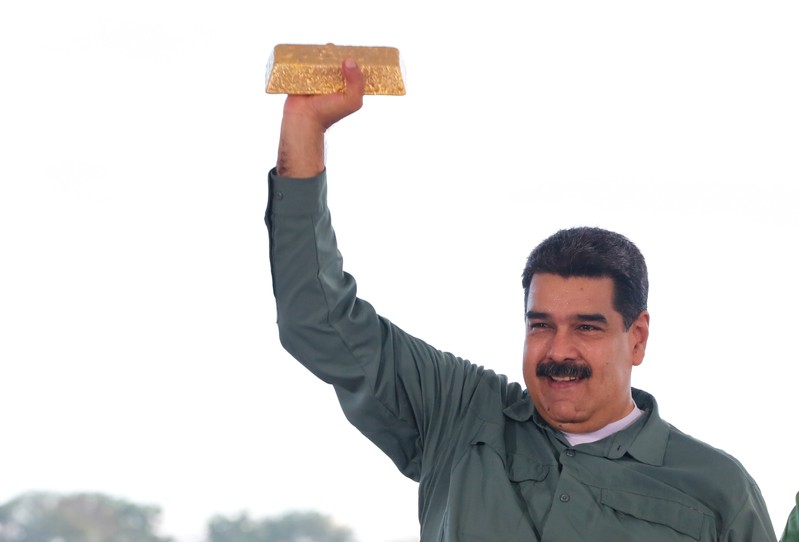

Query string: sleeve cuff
[268,167,328,215]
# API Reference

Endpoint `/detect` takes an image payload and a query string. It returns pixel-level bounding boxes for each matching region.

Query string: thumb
[341,58,365,109]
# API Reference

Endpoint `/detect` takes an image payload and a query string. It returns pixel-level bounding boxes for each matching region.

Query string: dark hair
[521,227,648,329]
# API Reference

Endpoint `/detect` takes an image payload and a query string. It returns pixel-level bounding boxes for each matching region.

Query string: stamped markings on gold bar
[266,44,405,96]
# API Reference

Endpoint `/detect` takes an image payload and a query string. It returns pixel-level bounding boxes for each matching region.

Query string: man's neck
[561,406,644,446]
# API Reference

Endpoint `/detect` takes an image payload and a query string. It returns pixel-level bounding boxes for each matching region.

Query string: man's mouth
[549,375,580,382]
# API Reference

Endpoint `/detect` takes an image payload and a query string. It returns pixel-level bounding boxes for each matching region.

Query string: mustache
[536,360,592,379]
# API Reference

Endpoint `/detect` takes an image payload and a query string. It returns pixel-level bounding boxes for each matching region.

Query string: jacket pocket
[444,443,542,542]
[507,452,551,483]
[600,487,708,540]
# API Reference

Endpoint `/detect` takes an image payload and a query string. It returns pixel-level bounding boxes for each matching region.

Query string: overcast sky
[1,1,798,541]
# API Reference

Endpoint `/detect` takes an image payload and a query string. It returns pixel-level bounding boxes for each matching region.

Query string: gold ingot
[266,44,405,96]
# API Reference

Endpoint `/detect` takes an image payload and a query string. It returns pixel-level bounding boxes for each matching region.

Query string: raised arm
[276,58,365,178]
[266,57,508,482]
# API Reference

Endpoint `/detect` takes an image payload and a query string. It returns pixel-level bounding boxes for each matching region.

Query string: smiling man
[521,228,650,439]
[266,60,777,542]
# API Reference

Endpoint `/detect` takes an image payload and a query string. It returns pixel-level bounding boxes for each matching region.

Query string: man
[266,59,776,541]
[782,493,799,542]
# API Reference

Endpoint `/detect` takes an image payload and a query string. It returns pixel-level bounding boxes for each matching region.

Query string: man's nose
[546,329,578,361]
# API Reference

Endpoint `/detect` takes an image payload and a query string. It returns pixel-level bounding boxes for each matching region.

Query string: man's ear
[630,310,650,366]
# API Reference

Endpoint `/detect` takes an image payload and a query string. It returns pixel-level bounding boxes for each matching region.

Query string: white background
[1,1,797,541]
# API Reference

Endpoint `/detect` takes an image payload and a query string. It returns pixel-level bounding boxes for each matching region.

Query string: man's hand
[276,58,365,178]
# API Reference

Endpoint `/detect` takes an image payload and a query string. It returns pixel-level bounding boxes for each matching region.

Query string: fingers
[280,57,366,133]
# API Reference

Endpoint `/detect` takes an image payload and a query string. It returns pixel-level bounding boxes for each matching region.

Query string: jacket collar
[503,388,669,466]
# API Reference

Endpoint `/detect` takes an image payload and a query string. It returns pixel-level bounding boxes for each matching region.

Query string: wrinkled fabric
[266,168,776,542]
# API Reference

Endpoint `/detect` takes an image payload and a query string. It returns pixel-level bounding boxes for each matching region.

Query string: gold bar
[266,44,405,96]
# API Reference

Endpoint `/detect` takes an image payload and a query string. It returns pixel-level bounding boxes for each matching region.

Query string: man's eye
[577,324,600,331]
[528,322,549,330]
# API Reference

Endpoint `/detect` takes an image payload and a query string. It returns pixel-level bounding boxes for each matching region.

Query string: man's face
[523,273,649,434]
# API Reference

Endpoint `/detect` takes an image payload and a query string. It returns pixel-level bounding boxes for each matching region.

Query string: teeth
[551,376,577,382]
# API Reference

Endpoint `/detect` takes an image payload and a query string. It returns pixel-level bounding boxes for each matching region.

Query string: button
[565,449,575,457]
[275,191,284,200]
[559,493,570,503]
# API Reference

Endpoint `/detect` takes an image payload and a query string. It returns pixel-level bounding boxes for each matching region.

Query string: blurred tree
[207,510,354,542]
[0,492,173,542]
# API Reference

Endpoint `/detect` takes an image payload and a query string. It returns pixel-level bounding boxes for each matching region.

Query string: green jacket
[266,169,776,542]
[782,494,799,542]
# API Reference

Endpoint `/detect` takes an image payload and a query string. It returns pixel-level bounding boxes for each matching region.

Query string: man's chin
[538,403,589,431]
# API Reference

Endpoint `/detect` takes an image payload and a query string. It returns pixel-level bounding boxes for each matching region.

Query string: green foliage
[207,510,354,542]
[0,492,357,542]
[0,492,173,542]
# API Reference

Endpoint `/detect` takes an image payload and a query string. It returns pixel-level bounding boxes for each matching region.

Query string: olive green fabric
[266,169,776,542]
[781,494,799,542]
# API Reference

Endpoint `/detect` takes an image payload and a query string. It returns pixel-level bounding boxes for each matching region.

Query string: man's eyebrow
[576,313,608,324]
[525,311,609,324]
[525,311,550,320]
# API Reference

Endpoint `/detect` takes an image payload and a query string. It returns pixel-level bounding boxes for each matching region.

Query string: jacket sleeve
[723,481,779,542]
[265,168,495,482]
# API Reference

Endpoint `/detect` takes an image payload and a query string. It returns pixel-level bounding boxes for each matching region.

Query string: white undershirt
[561,405,644,446]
